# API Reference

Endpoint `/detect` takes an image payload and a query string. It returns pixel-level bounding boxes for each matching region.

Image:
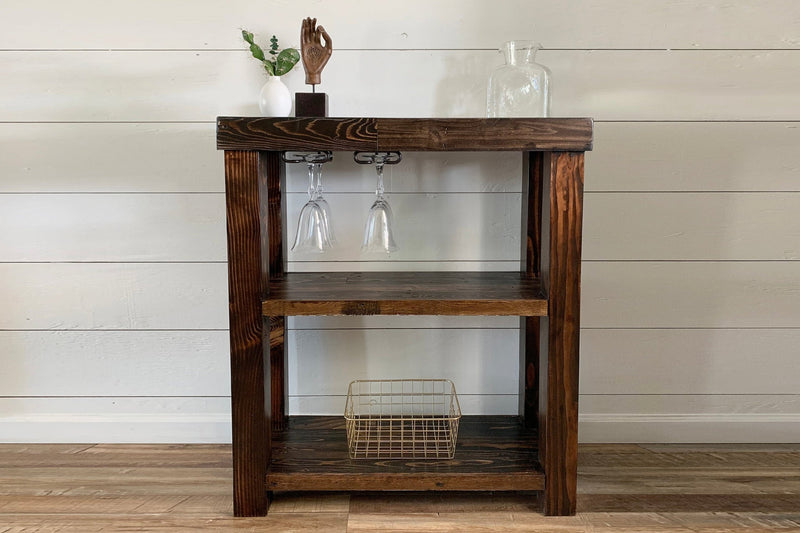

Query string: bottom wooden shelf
[267,416,544,492]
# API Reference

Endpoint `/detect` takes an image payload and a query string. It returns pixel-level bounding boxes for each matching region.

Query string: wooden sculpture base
[295,93,328,117]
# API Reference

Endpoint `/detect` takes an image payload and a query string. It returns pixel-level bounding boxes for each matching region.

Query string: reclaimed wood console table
[217,117,593,517]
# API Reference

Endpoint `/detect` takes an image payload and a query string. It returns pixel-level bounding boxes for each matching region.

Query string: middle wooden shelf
[262,271,547,316]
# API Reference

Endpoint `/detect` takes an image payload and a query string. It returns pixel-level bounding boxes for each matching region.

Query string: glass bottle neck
[502,41,539,65]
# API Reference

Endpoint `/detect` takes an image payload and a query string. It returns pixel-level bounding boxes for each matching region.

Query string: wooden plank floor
[0,443,799,532]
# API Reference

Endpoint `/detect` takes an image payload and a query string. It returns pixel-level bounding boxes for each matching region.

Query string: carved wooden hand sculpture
[301,17,332,86]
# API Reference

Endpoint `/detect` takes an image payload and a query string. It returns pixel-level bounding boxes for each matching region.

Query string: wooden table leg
[269,316,287,431]
[520,152,545,427]
[225,150,271,516]
[261,152,288,432]
[538,151,584,516]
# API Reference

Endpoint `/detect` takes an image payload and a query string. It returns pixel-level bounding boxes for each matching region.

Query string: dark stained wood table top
[217,117,593,152]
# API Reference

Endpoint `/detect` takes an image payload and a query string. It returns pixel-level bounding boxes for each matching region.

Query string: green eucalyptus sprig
[242,30,300,76]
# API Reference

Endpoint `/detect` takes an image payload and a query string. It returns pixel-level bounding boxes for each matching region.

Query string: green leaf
[264,60,276,76]
[249,43,265,62]
[241,30,254,44]
[270,35,279,54]
[275,47,300,76]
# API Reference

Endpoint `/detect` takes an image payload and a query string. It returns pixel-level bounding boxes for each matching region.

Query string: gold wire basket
[344,379,462,460]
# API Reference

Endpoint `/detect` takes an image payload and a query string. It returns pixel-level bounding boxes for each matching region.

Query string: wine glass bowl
[284,151,334,253]
[292,199,330,253]
[362,196,398,253]
[354,152,402,254]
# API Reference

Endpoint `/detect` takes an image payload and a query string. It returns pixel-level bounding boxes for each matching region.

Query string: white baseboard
[4,412,800,444]
[0,413,232,443]
[0,397,232,443]
[579,413,800,443]
[2,394,799,443]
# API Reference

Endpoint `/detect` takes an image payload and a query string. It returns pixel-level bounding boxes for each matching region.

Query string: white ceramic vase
[258,76,292,116]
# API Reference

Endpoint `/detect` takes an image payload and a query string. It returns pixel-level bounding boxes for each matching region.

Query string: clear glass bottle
[487,40,551,117]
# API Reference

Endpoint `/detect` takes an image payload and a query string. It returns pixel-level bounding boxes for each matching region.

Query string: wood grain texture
[261,152,285,283]
[539,152,584,516]
[262,272,547,316]
[0,515,349,532]
[520,152,545,427]
[376,118,594,151]
[269,316,287,432]
[217,117,378,151]
[262,151,288,432]
[224,150,269,516]
[218,117,593,152]
[267,416,544,492]
[2,442,799,530]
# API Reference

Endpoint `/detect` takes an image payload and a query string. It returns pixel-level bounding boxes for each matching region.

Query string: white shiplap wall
[1,1,799,443]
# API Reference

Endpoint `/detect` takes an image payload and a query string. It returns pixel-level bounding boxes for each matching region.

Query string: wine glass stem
[375,162,385,198]
[314,163,324,198]
[307,163,315,199]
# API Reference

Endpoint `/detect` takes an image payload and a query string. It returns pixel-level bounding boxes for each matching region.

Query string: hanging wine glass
[354,151,402,254]
[283,151,334,253]
[311,160,335,244]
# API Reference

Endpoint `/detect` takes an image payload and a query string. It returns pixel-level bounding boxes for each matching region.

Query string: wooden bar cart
[217,117,593,517]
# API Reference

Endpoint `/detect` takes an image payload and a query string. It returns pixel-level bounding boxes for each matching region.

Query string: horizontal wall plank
[4,328,797,398]
[581,394,800,443]
[4,191,797,262]
[588,122,800,192]
[289,394,516,416]
[0,331,229,396]
[581,394,800,416]
[5,262,799,330]
[285,151,521,193]
[2,50,798,121]
[287,329,518,396]
[2,395,797,444]
[0,194,226,261]
[2,0,797,50]
[7,123,800,194]
[582,262,800,328]
[0,192,518,263]
[285,192,520,262]
[581,329,800,395]
[551,50,800,121]
[583,193,800,260]
[4,395,798,420]
[580,415,800,444]
[0,123,222,193]
[0,263,228,330]
[0,397,231,444]
[0,50,273,121]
